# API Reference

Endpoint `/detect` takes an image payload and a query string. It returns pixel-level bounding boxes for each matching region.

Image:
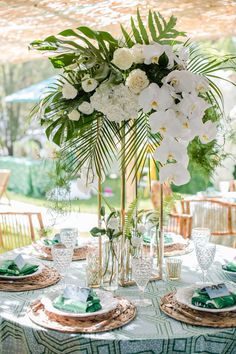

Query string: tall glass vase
[102,238,120,291]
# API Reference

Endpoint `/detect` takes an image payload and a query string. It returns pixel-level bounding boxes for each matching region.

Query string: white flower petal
[159,163,191,186]
[62,82,77,99]
[112,48,134,70]
[154,136,188,165]
[143,43,164,65]
[149,109,182,136]
[139,83,173,113]
[126,69,149,94]
[78,102,94,115]
[82,78,98,92]
[198,120,217,144]
[68,110,80,121]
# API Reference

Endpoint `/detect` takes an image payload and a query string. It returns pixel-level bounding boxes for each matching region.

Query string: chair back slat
[181,198,236,236]
[0,212,44,253]
[167,213,192,239]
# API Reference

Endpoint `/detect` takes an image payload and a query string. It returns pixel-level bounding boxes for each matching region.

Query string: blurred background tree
[0,60,54,156]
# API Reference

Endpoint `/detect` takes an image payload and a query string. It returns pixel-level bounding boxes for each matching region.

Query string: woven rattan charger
[0,266,61,292]
[28,297,136,333]
[33,244,88,261]
[160,292,236,328]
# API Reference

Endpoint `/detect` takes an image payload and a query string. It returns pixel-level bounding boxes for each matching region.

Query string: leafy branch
[121,9,186,47]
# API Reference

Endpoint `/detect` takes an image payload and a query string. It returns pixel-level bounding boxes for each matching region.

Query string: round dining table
[0,244,235,354]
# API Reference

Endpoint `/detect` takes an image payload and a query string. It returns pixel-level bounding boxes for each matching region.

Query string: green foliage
[29,9,236,196]
[121,9,186,47]
[124,197,139,239]
[90,206,122,240]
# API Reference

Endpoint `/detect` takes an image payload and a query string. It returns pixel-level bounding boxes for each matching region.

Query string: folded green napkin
[43,239,60,246]
[53,289,102,314]
[0,260,39,276]
[191,288,236,309]
[223,262,236,272]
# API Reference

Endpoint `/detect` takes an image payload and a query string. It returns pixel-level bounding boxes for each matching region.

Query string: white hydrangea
[112,48,134,70]
[68,110,80,121]
[81,77,98,92]
[78,101,94,115]
[126,69,149,94]
[90,83,139,122]
[62,82,78,99]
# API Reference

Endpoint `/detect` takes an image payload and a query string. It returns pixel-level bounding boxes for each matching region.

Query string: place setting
[28,285,136,333]
[0,254,61,291]
[160,228,236,328]
[32,228,89,261]
[143,231,194,257]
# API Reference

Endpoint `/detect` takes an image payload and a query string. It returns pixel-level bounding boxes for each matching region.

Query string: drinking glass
[131,255,153,307]
[192,228,211,246]
[166,258,182,280]
[86,245,101,288]
[195,243,216,282]
[52,244,74,286]
[60,228,78,249]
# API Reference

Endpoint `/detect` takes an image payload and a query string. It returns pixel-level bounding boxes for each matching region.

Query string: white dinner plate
[222,266,236,282]
[0,262,44,280]
[175,283,236,313]
[41,289,119,318]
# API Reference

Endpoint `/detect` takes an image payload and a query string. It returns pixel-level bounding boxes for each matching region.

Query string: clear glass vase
[102,239,120,291]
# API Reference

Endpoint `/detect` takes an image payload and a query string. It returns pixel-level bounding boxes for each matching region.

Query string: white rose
[62,82,77,99]
[112,48,134,70]
[131,235,142,247]
[82,77,98,92]
[78,102,94,115]
[126,69,149,94]
[137,224,146,234]
[132,44,145,64]
[68,110,80,121]
[107,217,120,230]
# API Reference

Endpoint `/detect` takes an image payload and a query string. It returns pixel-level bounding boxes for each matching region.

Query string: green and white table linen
[0,245,235,354]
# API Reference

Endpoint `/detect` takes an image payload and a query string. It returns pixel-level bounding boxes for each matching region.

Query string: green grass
[8,177,153,213]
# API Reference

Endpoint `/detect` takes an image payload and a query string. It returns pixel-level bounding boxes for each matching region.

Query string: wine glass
[195,242,216,283]
[60,228,78,249]
[51,244,74,288]
[131,255,152,307]
[192,228,211,246]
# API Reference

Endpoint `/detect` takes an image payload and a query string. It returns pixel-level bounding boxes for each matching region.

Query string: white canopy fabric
[0,0,235,63]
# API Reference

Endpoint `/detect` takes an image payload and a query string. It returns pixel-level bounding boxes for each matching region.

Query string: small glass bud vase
[102,238,120,291]
[86,245,101,288]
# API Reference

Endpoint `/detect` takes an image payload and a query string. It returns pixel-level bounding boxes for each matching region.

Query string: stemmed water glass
[131,254,153,307]
[51,244,74,288]
[192,228,211,246]
[195,242,216,283]
[60,228,78,249]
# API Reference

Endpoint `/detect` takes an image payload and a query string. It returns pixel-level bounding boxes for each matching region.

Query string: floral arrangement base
[120,273,162,287]
[28,297,136,333]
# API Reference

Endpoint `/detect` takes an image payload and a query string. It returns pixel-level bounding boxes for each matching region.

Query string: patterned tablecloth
[0,245,236,354]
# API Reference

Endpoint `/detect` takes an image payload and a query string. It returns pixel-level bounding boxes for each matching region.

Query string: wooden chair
[167,213,192,239]
[229,180,236,192]
[181,198,236,247]
[0,169,11,204]
[0,212,44,252]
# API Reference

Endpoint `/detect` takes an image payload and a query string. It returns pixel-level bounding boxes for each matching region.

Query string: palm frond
[59,116,119,178]
[120,115,160,182]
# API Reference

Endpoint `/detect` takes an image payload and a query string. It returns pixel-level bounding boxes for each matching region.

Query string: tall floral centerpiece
[31,10,235,285]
